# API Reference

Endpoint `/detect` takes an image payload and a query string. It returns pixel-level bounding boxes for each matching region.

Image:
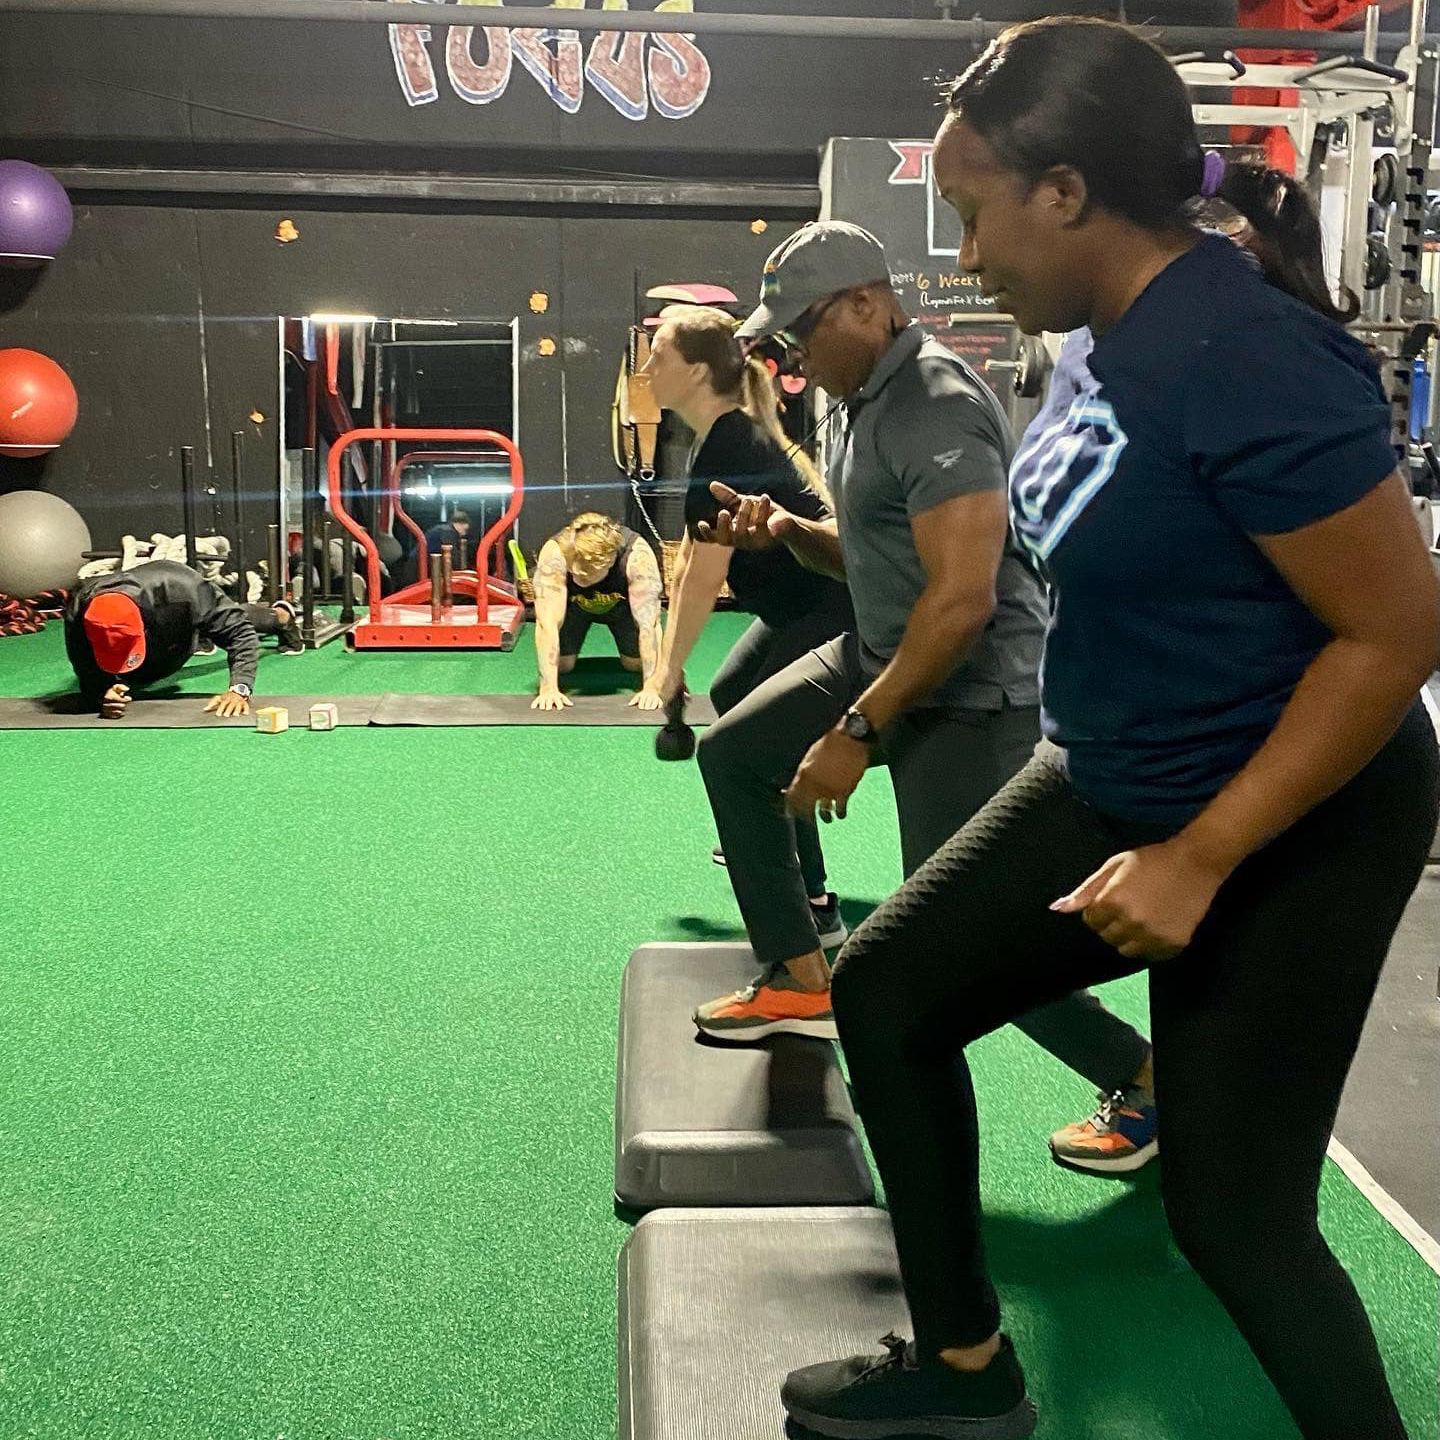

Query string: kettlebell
[655,688,697,761]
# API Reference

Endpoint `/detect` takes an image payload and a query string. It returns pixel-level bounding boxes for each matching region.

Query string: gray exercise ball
[0,488,92,597]
[376,532,403,568]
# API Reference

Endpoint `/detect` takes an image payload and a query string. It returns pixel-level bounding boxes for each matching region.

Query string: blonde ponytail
[740,356,830,508]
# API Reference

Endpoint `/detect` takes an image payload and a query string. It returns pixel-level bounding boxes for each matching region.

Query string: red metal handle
[325,428,524,624]
[476,457,524,595]
[391,447,510,582]
[385,454,432,580]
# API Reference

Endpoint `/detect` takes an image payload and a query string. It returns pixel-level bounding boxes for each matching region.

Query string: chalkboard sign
[819,136,1022,405]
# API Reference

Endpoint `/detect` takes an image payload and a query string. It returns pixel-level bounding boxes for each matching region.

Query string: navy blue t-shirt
[1009,235,1394,824]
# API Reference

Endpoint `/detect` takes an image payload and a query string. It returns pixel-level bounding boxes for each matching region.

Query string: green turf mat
[0,626,1434,1440]
[0,609,754,699]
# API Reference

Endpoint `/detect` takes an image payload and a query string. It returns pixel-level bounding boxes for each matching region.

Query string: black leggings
[832,704,1438,1440]
[708,593,854,899]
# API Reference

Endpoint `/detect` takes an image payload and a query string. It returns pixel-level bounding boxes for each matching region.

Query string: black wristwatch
[839,706,876,742]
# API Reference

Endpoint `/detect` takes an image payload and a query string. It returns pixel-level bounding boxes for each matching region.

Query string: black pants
[242,603,289,643]
[708,593,854,899]
[559,603,639,660]
[697,631,1150,1092]
[832,703,1439,1440]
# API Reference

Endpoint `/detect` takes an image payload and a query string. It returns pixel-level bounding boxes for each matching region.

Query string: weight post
[300,446,318,647]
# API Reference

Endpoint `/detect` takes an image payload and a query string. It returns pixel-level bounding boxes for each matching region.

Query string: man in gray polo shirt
[689,223,1153,1126]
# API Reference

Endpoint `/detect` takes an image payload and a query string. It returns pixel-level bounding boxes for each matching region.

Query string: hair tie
[1200,151,1226,198]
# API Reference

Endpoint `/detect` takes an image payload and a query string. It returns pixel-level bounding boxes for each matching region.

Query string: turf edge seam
[1327,1137,1440,1275]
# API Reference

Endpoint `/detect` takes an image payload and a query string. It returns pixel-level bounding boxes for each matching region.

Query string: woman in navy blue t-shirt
[777,19,1440,1440]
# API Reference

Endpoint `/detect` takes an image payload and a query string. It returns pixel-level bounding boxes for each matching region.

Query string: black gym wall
[0,200,795,552]
[0,0,1235,552]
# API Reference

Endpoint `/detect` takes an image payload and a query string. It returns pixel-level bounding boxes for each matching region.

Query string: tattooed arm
[531,539,573,711]
[627,539,665,710]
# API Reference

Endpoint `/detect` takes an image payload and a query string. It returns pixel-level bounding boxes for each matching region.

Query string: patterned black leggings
[833,704,1438,1440]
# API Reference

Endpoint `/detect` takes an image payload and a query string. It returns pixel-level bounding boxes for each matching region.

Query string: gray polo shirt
[826,325,1045,710]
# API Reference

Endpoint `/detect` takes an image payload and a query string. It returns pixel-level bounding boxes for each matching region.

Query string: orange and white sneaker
[693,967,837,1042]
[1050,1089,1159,1175]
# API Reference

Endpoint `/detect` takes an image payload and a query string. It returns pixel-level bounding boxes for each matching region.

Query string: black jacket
[64,561,261,700]
[424,524,472,562]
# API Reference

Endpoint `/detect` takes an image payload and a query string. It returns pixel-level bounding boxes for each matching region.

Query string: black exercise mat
[0,695,382,729]
[367,691,718,727]
[0,691,716,730]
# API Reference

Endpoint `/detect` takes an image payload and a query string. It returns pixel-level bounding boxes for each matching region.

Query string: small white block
[255,706,289,734]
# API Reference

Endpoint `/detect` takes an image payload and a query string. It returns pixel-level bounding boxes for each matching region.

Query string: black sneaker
[810,892,848,949]
[275,618,304,654]
[270,602,303,654]
[782,1332,1036,1440]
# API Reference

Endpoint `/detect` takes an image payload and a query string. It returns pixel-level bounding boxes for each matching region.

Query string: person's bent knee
[830,928,899,1027]
[557,654,577,675]
[696,710,750,779]
[833,916,992,1061]
[709,672,746,718]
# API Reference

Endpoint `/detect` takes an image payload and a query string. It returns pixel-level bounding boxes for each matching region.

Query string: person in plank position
[530,512,664,711]
[65,559,262,719]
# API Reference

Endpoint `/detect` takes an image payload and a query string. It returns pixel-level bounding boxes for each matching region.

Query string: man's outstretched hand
[532,685,574,712]
[205,690,252,718]
[697,483,797,551]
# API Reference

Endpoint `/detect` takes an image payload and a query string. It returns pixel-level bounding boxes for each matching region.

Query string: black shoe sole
[784,1396,1037,1440]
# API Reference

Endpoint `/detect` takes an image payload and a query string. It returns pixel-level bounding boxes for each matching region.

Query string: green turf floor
[0,616,1435,1440]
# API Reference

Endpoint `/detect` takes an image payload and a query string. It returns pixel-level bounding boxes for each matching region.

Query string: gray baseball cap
[737,221,892,340]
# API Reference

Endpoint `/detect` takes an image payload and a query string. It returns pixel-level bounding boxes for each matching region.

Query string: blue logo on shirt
[1011,370,1129,561]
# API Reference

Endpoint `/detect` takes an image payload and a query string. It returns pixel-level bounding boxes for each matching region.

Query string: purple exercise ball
[0,161,74,267]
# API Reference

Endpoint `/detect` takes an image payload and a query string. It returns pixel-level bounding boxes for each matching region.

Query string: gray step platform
[618,1206,908,1440]
[615,943,874,1210]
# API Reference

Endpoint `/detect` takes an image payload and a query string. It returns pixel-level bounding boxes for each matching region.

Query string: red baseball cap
[82,592,146,675]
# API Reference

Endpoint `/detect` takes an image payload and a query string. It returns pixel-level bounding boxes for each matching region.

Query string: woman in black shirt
[644,307,855,938]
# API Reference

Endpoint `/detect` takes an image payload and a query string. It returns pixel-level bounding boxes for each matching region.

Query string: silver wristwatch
[839,706,876,742]
[230,682,254,699]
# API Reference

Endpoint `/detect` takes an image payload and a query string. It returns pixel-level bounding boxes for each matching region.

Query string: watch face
[844,711,870,739]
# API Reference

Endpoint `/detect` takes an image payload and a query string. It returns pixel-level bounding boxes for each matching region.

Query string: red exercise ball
[0,348,78,457]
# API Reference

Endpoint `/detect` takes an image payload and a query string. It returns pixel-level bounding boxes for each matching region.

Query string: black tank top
[566,527,640,616]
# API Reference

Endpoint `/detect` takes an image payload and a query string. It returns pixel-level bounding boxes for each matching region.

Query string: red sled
[326,426,526,650]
